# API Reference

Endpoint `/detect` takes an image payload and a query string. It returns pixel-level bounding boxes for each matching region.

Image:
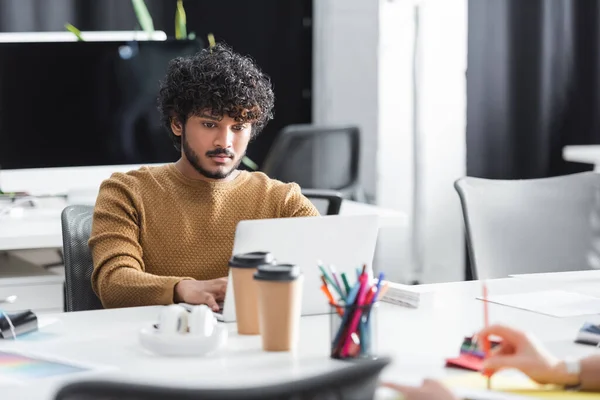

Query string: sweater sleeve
[89,174,190,308]
[280,183,321,218]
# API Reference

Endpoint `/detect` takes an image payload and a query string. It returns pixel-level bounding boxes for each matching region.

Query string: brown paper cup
[254,264,303,351]
[231,268,260,334]
[229,252,274,335]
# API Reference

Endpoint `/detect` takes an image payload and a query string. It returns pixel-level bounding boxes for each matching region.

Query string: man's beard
[181,127,243,180]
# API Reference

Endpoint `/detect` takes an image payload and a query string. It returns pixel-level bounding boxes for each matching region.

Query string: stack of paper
[380,281,421,308]
[479,290,600,318]
[510,270,600,282]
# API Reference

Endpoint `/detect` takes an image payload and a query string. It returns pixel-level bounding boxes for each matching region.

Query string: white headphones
[158,304,217,336]
[141,304,227,356]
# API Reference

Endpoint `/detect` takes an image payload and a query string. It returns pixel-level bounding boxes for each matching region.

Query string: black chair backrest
[54,357,391,400]
[302,189,343,215]
[262,124,361,199]
[455,172,600,279]
[61,205,103,312]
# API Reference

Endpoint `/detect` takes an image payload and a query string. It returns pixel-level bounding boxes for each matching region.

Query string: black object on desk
[0,310,38,339]
[574,322,600,347]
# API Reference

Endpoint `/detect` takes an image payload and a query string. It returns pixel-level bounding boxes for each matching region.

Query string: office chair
[262,124,366,201]
[454,172,600,279]
[54,357,391,400]
[302,189,343,215]
[61,205,103,312]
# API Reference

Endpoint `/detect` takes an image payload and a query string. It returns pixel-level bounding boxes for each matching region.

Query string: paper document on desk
[380,281,423,308]
[445,372,598,399]
[479,290,600,317]
[0,350,110,385]
[510,270,600,282]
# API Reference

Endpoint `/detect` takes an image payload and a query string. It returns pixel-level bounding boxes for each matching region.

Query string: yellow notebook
[444,373,600,399]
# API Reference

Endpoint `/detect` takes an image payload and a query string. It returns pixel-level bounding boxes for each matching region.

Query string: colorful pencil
[482,281,491,389]
[341,273,351,295]
[329,265,345,296]
[319,264,344,299]
[341,272,369,357]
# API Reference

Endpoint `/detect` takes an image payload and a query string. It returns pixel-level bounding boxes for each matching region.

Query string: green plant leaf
[242,156,258,171]
[207,33,216,48]
[175,0,187,40]
[131,0,154,36]
[64,23,85,41]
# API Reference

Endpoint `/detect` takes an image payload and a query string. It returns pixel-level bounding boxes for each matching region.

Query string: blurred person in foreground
[382,324,600,399]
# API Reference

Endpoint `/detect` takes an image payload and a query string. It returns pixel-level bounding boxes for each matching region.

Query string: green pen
[341,273,351,295]
[319,265,344,299]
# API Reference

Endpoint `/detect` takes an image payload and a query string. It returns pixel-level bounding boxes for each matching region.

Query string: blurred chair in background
[454,172,600,279]
[61,205,103,312]
[302,189,343,215]
[262,125,366,202]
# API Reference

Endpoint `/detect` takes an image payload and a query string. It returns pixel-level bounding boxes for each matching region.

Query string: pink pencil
[341,273,369,356]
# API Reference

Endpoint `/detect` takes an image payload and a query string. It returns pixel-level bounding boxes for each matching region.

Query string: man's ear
[171,117,183,137]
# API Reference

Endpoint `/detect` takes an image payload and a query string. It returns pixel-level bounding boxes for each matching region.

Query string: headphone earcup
[159,304,188,334]
[189,305,216,337]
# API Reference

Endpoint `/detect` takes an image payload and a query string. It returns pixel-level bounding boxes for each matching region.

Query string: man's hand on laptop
[174,278,228,312]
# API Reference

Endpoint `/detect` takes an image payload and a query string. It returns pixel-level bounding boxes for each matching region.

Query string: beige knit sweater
[89,164,319,308]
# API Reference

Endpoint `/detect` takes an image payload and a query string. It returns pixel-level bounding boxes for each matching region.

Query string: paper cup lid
[253,264,301,281]
[229,252,274,268]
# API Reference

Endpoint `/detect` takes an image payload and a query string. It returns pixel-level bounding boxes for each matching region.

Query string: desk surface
[0,199,406,252]
[1,277,598,399]
[563,145,600,169]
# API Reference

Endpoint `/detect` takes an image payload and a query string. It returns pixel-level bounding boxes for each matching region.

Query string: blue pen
[361,272,385,354]
[371,272,385,303]
[365,272,384,324]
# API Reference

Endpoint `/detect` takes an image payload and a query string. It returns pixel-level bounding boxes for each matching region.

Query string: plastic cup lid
[229,251,274,268]
[253,264,301,281]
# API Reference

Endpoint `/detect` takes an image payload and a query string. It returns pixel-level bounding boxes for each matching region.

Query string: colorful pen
[341,272,369,357]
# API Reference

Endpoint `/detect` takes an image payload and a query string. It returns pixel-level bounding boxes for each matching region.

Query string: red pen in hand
[482,282,491,389]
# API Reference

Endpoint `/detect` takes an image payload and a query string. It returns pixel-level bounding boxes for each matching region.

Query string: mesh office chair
[54,357,391,400]
[302,189,343,215]
[454,172,600,279]
[262,125,365,201]
[61,205,103,312]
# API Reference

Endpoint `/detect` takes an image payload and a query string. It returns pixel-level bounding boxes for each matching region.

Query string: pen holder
[329,301,378,360]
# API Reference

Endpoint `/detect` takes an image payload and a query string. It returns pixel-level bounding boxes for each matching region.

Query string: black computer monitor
[0,39,203,171]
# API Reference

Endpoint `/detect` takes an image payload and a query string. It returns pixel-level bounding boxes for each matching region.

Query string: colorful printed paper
[0,351,89,382]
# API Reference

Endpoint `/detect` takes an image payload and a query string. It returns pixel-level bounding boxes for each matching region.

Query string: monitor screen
[0,39,203,170]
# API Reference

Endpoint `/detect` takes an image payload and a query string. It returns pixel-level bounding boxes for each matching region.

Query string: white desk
[563,145,600,171]
[2,278,599,399]
[0,199,407,252]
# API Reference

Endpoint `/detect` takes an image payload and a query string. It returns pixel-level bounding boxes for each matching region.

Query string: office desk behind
[1,277,598,399]
[0,199,408,316]
[0,199,407,253]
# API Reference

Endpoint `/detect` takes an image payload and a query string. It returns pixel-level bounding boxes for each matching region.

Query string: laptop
[220,214,379,322]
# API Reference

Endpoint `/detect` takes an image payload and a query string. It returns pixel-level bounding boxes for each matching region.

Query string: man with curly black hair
[89,44,319,310]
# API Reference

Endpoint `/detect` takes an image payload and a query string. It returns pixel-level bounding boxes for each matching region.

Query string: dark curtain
[467,0,600,180]
[0,0,312,168]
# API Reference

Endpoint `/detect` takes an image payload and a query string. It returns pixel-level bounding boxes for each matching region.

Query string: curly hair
[157,43,275,150]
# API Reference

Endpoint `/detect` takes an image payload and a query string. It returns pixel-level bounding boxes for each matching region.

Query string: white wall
[417,0,467,283]
[376,0,417,283]
[313,0,467,284]
[312,0,379,203]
